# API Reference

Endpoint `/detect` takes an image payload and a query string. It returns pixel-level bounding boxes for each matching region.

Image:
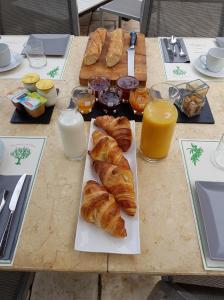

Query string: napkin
[0,175,31,262]
[22,34,70,56]
[216,37,224,48]
[161,38,190,63]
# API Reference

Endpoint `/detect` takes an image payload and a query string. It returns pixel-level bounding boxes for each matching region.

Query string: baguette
[83,28,107,66]
[106,28,123,67]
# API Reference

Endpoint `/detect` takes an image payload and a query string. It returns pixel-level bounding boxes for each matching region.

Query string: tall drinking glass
[212,134,224,170]
[140,82,180,161]
[25,39,47,68]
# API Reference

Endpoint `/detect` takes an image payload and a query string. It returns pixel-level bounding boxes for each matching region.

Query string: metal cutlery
[127,32,137,77]
[170,35,177,56]
[176,39,186,57]
[0,174,26,258]
[164,38,174,62]
[0,190,9,214]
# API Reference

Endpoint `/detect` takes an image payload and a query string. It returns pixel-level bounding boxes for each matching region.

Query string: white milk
[58,109,86,160]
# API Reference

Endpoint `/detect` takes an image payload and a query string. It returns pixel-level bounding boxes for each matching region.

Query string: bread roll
[83,28,107,66]
[106,28,123,67]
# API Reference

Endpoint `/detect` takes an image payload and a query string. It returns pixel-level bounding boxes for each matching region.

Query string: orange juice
[140,99,178,160]
[77,96,94,114]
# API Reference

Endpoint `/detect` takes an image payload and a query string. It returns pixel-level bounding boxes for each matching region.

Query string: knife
[127,32,137,77]
[164,38,174,62]
[0,174,26,258]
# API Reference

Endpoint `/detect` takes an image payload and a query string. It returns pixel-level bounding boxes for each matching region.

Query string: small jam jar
[99,90,120,115]
[21,73,40,91]
[88,76,110,99]
[36,79,57,107]
[129,87,150,114]
[117,76,139,102]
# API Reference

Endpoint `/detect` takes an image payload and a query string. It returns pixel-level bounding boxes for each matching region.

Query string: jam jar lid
[22,73,40,84]
[117,76,139,90]
[100,91,120,107]
[36,79,54,91]
[89,77,110,91]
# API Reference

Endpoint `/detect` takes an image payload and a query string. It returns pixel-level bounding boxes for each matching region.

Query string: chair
[0,271,35,300]
[99,0,154,35]
[144,0,224,37]
[0,0,80,35]
[148,280,224,300]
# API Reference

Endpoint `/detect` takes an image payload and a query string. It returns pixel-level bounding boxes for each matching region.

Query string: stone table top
[0,37,224,275]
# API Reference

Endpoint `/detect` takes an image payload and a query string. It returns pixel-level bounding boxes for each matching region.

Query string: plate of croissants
[74,115,140,254]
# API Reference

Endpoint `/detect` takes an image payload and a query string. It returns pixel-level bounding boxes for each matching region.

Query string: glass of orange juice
[140,82,180,161]
[71,86,95,114]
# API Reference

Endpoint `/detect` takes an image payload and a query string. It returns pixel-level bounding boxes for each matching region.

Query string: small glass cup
[71,86,95,114]
[212,134,224,170]
[116,76,139,103]
[129,87,150,114]
[175,79,209,118]
[98,89,121,115]
[88,76,110,100]
[25,39,47,68]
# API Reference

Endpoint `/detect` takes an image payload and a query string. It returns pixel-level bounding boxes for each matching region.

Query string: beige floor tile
[101,274,160,300]
[79,11,140,36]
[30,272,98,300]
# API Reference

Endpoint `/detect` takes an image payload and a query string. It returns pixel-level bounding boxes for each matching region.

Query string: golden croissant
[81,180,127,238]
[94,116,132,152]
[89,130,130,169]
[93,160,136,216]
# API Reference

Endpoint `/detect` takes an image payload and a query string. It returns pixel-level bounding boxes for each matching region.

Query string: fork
[0,190,8,214]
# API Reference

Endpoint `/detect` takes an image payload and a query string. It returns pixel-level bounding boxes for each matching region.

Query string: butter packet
[22,92,47,111]
[7,87,28,110]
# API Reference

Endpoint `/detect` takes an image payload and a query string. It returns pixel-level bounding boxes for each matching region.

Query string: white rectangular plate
[74,119,140,254]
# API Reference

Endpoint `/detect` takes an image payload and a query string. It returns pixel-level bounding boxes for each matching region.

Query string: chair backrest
[141,0,224,37]
[0,0,80,35]
[140,0,154,35]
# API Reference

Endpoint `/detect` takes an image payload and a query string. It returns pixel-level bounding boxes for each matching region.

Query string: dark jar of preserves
[116,76,139,102]
[99,90,121,115]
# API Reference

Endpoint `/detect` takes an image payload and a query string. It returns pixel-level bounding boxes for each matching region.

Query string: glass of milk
[58,108,86,160]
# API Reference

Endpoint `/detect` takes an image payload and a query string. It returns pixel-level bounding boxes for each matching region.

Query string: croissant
[93,160,136,216]
[106,28,123,67]
[83,28,107,65]
[89,130,130,169]
[81,180,127,238]
[94,116,132,152]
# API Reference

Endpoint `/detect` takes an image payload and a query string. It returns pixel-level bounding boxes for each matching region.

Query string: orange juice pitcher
[140,83,179,161]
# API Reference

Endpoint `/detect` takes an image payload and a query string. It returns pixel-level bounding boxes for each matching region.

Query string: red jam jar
[88,76,110,100]
[117,76,139,102]
[99,90,120,115]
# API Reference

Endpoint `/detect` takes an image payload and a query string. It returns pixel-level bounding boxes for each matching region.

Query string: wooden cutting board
[79,32,147,86]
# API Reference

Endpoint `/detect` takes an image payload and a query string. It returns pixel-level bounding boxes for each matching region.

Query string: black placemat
[69,97,214,124]
[10,106,55,124]
[10,88,59,124]
[0,175,32,262]
[68,99,143,122]
[175,99,214,124]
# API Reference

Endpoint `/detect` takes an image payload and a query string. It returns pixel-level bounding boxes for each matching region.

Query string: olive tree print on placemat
[11,147,31,165]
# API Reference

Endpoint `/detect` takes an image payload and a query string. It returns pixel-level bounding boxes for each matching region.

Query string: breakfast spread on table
[2,29,224,266]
